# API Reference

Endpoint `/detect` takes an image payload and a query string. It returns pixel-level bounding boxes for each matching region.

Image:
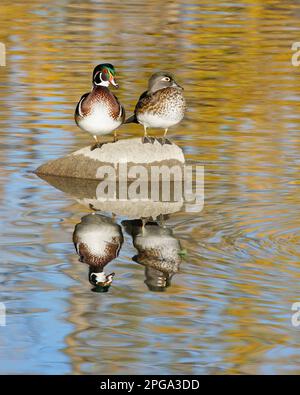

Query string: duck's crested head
[148,71,183,93]
[92,63,118,88]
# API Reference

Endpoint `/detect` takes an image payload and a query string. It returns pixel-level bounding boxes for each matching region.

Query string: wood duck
[75,63,125,150]
[73,213,123,292]
[125,71,185,145]
[122,218,184,291]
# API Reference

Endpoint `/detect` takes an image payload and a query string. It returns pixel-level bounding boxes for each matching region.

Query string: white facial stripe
[107,274,114,282]
[94,72,110,87]
[99,81,110,87]
[91,272,106,283]
[94,71,102,86]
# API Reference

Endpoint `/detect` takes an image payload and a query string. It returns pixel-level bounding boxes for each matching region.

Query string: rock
[35,138,185,180]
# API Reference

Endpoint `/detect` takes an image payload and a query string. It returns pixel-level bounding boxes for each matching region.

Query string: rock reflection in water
[73,213,123,292]
[122,217,184,291]
[35,174,184,219]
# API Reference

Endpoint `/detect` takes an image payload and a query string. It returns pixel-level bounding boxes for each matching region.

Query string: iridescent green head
[92,63,118,88]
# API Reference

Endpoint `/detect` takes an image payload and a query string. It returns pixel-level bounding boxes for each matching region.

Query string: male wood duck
[73,213,123,292]
[125,71,185,145]
[75,63,125,150]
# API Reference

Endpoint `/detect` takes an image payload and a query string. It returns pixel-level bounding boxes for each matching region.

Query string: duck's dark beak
[173,81,183,90]
[175,82,184,90]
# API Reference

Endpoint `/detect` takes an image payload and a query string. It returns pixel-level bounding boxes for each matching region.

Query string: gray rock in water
[35,138,185,180]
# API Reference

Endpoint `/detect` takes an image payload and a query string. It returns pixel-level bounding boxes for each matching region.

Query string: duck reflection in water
[73,213,123,292]
[122,217,184,291]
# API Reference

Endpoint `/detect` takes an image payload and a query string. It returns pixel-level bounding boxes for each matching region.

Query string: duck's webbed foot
[142,136,155,144]
[157,137,172,145]
[90,142,103,151]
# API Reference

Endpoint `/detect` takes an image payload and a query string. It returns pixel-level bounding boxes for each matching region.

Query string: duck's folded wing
[124,114,138,124]
[113,94,126,123]
[125,90,150,124]
[75,92,90,117]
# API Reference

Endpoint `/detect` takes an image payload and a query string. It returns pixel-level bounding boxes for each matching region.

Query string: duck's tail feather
[124,114,138,124]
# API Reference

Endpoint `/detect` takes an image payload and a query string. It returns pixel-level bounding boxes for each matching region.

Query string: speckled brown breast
[135,87,185,117]
[75,86,125,123]
[135,249,181,274]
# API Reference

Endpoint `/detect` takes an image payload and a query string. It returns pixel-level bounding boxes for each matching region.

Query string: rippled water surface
[1,0,300,374]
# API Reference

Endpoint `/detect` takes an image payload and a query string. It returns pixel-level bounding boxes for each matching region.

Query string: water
[1,0,300,374]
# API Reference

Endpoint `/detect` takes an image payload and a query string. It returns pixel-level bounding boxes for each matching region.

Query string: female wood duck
[122,218,183,291]
[75,63,125,150]
[125,71,186,145]
[73,213,124,292]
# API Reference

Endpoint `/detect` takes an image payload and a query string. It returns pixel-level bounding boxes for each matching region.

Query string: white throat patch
[94,73,110,87]
[91,272,106,283]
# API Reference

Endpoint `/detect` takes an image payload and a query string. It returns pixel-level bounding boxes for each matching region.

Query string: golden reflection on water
[1,0,300,374]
